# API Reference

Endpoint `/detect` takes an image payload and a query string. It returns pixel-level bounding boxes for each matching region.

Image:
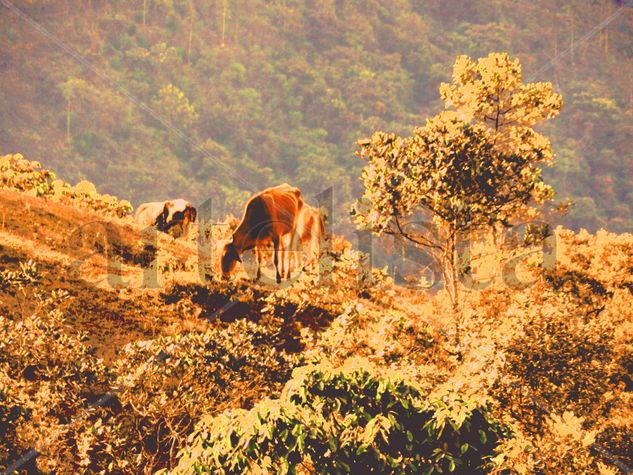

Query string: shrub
[0,153,132,217]
[0,261,299,473]
[454,228,633,472]
[103,319,297,473]
[495,292,616,430]
[0,262,110,473]
[492,411,622,475]
[173,358,508,474]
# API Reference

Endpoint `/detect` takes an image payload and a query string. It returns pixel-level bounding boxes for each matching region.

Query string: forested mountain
[1,0,631,232]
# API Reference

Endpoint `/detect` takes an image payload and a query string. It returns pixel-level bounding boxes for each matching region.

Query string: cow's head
[221,239,242,278]
[183,205,197,224]
[160,199,196,234]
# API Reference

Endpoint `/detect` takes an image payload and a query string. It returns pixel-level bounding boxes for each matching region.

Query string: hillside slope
[0,183,434,473]
[0,188,201,361]
[1,178,632,473]
[0,186,399,361]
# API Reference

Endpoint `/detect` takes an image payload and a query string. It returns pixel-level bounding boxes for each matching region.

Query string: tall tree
[353,53,562,328]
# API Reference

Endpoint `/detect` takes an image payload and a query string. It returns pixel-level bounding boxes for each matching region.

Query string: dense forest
[1,0,632,232]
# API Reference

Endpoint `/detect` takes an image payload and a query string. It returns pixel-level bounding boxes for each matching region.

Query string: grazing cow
[221,184,303,283]
[134,199,197,238]
[286,204,326,273]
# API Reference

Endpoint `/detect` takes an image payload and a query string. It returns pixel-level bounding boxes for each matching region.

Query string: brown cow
[286,204,326,273]
[134,199,197,238]
[221,184,303,283]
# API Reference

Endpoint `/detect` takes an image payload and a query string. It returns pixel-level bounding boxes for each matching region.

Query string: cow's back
[264,185,303,231]
[237,185,303,243]
[134,201,164,227]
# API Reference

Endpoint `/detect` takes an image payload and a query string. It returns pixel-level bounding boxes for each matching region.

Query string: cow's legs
[280,234,292,280]
[256,247,262,281]
[283,231,300,279]
[279,239,286,280]
[306,235,318,270]
[284,234,292,280]
[291,232,302,275]
[273,237,281,283]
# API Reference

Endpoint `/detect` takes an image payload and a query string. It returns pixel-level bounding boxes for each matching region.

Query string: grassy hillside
[0,157,632,474]
[1,2,633,473]
[1,0,632,231]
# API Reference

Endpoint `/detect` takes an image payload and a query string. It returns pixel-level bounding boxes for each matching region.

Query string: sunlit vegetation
[0,153,132,217]
[1,146,632,472]
[175,359,508,474]
[353,52,561,313]
[0,8,632,473]
[1,210,630,473]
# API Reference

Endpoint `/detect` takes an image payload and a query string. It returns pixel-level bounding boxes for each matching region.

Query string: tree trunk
[221,0,227,47]
[66,98,71,144]
[444,232,462,357]
[187,2,194,63]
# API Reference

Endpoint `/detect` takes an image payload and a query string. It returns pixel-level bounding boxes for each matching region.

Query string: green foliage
[0,263,110,473]
[153,83,199,128]
[353,53,559,306]
[104,318,297,473]
[354,110,553,236]
[174,358,508,474]
[0,223,631,474]
[0,153,132,217]
[0,260,298,473]
[1,2,630,230]
[451,227,633,473]
[495,288,616,430]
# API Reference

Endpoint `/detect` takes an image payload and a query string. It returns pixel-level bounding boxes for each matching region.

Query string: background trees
[0,1,630,232]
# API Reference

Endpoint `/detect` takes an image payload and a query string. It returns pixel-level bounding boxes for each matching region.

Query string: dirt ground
[0,190,221,363]
[0,189,343,363]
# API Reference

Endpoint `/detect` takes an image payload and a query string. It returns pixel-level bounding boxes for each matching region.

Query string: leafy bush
[494,288,617,431]
[0,153,132,217]
[174,358,508,474]
[102,319,297,473]
[492,412,615,475]
[452,228,633,473]
[0,262,110,473]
